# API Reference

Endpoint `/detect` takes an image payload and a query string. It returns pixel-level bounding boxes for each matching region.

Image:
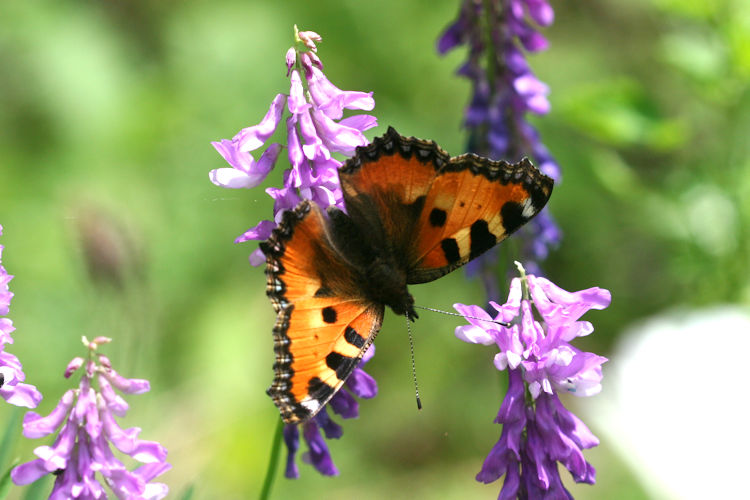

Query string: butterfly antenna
[406,316,422,411]
[413,305,511,328]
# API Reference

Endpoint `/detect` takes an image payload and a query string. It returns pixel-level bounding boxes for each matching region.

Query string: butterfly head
[391,292,418,322]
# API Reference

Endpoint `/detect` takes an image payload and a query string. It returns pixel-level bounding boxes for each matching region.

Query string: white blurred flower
[588,306,750,500]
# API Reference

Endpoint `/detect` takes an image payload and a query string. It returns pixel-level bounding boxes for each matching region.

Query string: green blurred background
[0,0,748,498]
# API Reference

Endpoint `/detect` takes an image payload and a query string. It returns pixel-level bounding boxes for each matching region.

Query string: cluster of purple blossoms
[454,263,610,498]
[12,336,170,499]
[0,225,42,408]
[282,346,377,477]
[210,27,380,477]
[438,0,562,276]
[209,26,377,267]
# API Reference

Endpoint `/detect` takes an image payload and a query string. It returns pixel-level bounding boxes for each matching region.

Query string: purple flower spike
[438,0,562,273]
[212,26,381,480]
[209,26,377,267]
[12,337,170,498]
[0,225,42,409]
[455,263,609,498]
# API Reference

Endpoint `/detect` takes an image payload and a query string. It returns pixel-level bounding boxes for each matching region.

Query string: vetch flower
[12,336,170,499]
[282,345,377,478]
[438,0,562,284]
[0,225,42,408]
[454,262,609,498]
[209,25,377,267]
[212,26,381,480]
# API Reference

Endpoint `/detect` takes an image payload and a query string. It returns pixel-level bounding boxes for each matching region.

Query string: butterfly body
[260,127,553,423]
[326,206,418,319]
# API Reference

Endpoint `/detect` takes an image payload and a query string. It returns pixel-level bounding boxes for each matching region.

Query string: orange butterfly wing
[408,155,553,283]
[260,202,384,424]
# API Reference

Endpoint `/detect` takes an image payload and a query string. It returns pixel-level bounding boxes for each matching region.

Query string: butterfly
[260,127,553,423]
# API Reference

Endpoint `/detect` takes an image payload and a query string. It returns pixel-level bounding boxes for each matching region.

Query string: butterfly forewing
[338,127,553,285]
[338,128,446,264]
[408,156,553,284]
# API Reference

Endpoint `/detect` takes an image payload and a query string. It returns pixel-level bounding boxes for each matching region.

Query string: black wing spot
[469,219,497,260]
[307,377,333,398]
[344,326,366,348]
[429,208,447,228]
[326,352,354,380]
[500,201,525,235]
[441,238,461,264]
[322,306,337,324]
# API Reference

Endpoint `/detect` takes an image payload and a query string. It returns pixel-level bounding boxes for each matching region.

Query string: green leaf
[0,459,20,500]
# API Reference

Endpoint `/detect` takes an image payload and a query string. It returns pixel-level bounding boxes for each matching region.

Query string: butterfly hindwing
[260,201,384,423]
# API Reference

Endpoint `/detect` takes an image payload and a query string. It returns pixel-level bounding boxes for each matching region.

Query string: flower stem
[258,418,284,500]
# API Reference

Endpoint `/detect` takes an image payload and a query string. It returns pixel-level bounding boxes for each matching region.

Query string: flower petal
[307,66,374,120]
[283,424,300,479]
[286,115,305,171]
[235,219,276,244]
[345,368,377,399]
[0,381,42,408]
[297,109,328,161]
[248,248,266,267]
[235,94,287,152]
[209,142,280,190]
[101,369,150,394]
[310,108,368,155]
[301,421,338,476]
[285,47,296,76]
[455,324,495,345]
[287,70,309,115]
[338,114,378,132]
[329,390,359,419]
[23,390,75,438]
[11,458,49,485]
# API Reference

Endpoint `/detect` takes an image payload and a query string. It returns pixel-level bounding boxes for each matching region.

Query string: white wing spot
[301,399,321,414]
[522,198,536,219]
